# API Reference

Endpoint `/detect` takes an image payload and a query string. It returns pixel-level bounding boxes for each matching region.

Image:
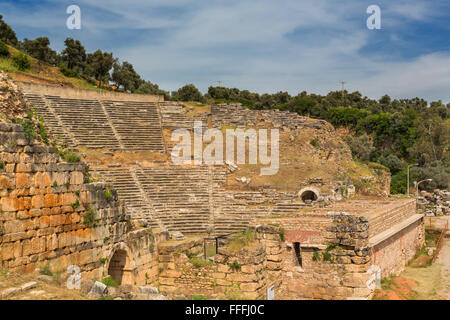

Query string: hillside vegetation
[0,14,448,194]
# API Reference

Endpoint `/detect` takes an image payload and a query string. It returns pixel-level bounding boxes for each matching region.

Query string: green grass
[101,276,119,288]
[39,263,53,276]
[188,257,213,268]
[192,294,208,300]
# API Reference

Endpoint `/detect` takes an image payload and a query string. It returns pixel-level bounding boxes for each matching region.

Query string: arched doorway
[107,249,134,285]
[298,187,320,203]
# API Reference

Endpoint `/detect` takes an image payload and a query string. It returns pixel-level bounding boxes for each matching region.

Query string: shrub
[0,41,9,57]
[101,276,118,288]
[229,260,242,271]
[368,162,390,172]
[39,263,53,276]
[99,258,107,264]
[59,64,78,77]
[63,150,80,163]
[83,206,97,227]
[310,137,321,148]
[193,295,208,300]
[0,161,4,169]
[71,200,80,209]
[312,250,320,262]
[13,53,30,71]
[104,189,113,201]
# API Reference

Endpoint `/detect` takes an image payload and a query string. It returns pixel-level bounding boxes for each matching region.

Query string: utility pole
[407,163,418,196]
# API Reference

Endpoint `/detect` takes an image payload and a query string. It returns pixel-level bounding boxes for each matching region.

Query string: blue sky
[2,0,450,102]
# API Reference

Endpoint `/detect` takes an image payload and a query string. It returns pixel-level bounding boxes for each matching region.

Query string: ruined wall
[17,82,163,103]
[372,219,424,278]
[254,208,424,300]
[157,227,282,299]
[0,123,160,285]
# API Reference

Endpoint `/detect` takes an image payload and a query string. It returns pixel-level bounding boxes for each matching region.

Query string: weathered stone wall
[372,219,424,278]
[253,206,424,300]
[17,82,163,103]
[157,227,282,299]
[0,124,160,285]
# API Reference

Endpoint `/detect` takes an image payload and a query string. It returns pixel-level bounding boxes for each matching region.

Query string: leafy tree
[345,134,374,162]
[0,40,9,57]
[22,37,59,70]
[378,154,405,174]
[85,50,116,87]
[61,38,86,73]
[0,15,18,46]
[111,61,142,92]
[173,84,204,102]
[136,81,170,100]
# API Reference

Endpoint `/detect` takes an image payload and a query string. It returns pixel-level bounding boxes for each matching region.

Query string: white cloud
[2,0,449,102]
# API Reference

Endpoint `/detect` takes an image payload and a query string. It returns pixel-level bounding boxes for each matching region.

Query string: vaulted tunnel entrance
[301,190,318,202]
[298,187,320,204]
[108,249,134,286]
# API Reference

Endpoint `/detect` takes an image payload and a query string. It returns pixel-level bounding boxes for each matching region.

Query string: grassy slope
[0,44,105,91]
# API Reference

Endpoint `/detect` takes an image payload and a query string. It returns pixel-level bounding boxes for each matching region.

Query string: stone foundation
[0,124,163,285]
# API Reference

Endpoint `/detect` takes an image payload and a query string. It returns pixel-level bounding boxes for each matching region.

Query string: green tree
[61,38,86,73]
[345,134,375,161]
[0,40,9,57]
[173,84,204,102]
[0,15,18,46]
[22,37,59,70]
[111,61,142,92]
[85,50,116,87]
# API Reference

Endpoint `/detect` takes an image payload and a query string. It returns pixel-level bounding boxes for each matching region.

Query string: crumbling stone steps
[103,101,165,151]
[44,96,121,150]
[93,168,160,229]
[271,203,307,215]
[136,167,212,234]
[23,94,74,147]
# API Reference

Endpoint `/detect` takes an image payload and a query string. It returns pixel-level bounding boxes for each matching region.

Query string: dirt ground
[373,216,449,300]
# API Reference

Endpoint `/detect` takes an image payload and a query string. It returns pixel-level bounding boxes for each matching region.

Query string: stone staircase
[103,100,165,152]
[24,93,75,147]
[93,168,160,229]
[136,166,212,234]
[44,95,122,150]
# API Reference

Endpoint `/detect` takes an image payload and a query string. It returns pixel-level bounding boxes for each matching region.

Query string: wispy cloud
[1,0,449,102]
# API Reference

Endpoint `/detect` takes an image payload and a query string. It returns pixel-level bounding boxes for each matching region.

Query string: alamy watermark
[367,5,381,30]
[66,5,81,30]
[171,121,279,176]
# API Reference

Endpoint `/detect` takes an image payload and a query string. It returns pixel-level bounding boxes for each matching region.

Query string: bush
[12,53,30,71]
[0,161,4,169]
[104,189,113,201]
[101,276,119,288]
[59,64,78,78]
[346,134,375,161]
[0,41,9,57]
[83,206,97,227]
[310,137,321,148]
[39,263,53,276]
[229,260,242,271]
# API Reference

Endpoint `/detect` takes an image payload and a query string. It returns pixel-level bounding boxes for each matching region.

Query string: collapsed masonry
[0,80,425,299]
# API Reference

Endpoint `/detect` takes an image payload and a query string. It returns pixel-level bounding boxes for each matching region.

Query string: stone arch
[106,243,136,286]
[298,187,320,203]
